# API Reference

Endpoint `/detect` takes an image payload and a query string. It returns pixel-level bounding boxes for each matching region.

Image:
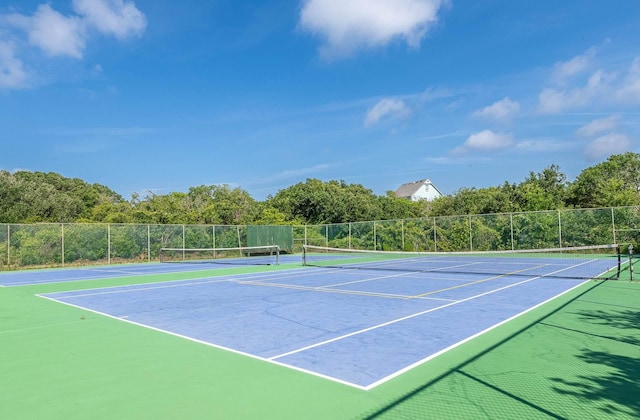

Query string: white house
[395,179,443,202]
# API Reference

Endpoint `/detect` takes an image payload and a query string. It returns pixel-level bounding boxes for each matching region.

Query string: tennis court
[0,250,299,287]
[38,245,620,389]
[1,245,638,419]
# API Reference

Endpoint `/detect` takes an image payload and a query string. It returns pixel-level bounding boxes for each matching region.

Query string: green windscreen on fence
[246,225,294,253]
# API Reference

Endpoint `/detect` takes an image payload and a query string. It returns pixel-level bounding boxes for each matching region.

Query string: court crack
[262,298,332,334]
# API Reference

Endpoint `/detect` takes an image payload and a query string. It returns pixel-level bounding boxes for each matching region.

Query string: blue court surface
[0,255,301,287]
[38,264,596,389]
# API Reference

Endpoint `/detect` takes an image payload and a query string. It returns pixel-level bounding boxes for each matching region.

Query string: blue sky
[1,0,639,200]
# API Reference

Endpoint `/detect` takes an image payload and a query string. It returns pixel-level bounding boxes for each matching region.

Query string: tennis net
[159,245,280,266]
[302,244,621,280]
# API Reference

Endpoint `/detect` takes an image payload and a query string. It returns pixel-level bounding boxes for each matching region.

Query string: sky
[1,0,639,201]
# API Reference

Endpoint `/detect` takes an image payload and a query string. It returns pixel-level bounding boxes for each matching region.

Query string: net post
[609,244,622,280]
[629,244,634,281]
[302,245,307,266]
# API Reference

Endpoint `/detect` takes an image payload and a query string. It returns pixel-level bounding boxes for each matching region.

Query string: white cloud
[472,97,520,122]
[538,70,611,114]
[576,115,619,137]
[615,58,640,104]
[515,139,572,153]
[269,164,331,182]
[299,0,446,59]
[538,88,586,114]
[419,86,455,102]
[72,0,147,40]
[0,0,146,90]
[0,41,28,89]
[452,130,514,156]
[6,4,86,58]
[364,98,411,127]
[551,48,595,83]
[539,49,640,114]
[585,133,631,161]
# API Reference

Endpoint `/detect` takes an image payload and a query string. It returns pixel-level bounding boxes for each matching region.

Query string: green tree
[0,170,29,222]
[429,185,517,216]
[254,205,291,225]
[567,153,640,208]
[515,165,567,210]
[267,179,385,224]
[206,185,258,225]
[378,192,428,220]
[0,170,124,223]
[131,192,189,224]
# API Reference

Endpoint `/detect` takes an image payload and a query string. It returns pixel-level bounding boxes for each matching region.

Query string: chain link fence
[2,206,639,270]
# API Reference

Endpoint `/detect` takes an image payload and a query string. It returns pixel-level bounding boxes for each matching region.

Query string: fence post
[108,224,111,265]
[213,225,217,257]
[510,213,515,250]
[147,224,151,262]
[61,223,65,267]
[325,225,328,248]
[558,210,562,248]
[374,221,377,251]
[611,207,616,244]
[433,218,437,252]
[6,225,9,266]
[468,216,473,251]
[349,223,352,249]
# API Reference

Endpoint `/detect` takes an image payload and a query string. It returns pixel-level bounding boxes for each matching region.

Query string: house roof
[395,178,439,198]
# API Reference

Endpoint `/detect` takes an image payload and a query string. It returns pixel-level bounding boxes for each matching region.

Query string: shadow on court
[549,301,640,418]
[551,351,640,418]
[360,280,640,419]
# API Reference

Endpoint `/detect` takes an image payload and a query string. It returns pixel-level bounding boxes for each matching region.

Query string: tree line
[1,153,639,225]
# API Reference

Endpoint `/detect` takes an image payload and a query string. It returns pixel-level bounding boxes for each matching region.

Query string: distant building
[395,179,443,202]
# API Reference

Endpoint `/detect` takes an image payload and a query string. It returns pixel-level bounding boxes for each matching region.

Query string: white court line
[36,294,368,391]
[238,279,457,302]
[320,270,422,289]
[316,255,600,276]
[321,270,475,288]
[79,268,151,275]
[3,263,281,287]
[365,278,590,390]
[47,277,236,298]
[51,269,456,302]
[43,267,321,299]
[338,258,487,272]
[269,259,598,363]
[39,258,605,390]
